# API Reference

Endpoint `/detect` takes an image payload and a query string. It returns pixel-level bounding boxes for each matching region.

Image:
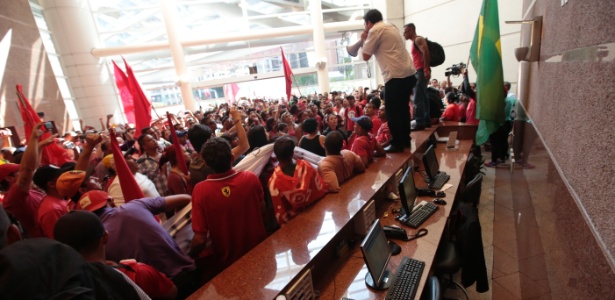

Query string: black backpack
[415,38,445,67]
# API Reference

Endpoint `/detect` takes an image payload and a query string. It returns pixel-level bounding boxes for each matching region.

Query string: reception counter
[188,122,477,300]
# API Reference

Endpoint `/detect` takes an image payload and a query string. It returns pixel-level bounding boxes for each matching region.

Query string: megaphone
[346,40,364,57]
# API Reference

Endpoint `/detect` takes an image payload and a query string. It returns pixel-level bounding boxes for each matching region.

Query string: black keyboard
[428,172,450,190]
[385,256,425,300]
[398,202,439,228]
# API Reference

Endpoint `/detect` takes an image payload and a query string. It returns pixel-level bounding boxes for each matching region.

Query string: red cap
[0,164,20,182]
[77,190,109,212]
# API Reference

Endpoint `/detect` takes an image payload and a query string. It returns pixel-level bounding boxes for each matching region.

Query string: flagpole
[291,73,303,98]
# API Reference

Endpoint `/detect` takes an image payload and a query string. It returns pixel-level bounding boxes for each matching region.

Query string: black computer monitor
[422,144,440,181]
[360,220,393,290]
[398,166,417,217]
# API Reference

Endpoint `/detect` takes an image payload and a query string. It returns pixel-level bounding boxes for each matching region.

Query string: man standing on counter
[361,9,416,153]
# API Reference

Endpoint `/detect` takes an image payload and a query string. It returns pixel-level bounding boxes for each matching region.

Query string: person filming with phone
[361,9,416,153]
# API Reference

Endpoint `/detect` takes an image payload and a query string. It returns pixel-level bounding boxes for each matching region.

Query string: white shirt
[108,172,161,206]
[362,22,416,83]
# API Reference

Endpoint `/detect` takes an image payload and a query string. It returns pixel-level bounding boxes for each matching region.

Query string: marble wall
[522,0,615,270]
[0,0,68,143]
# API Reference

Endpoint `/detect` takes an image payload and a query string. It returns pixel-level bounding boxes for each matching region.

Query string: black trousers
[489,120,512,162]
[384,75,416,148]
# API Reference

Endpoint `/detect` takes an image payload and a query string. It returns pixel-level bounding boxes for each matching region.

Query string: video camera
[445,62,467,77]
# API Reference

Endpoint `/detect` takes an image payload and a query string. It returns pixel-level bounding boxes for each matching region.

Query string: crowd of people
[0,8,521,300]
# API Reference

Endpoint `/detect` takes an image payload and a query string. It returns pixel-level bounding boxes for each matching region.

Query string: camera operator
[361,9,416,153]
[403,23,431,131]
[459,66,479,125]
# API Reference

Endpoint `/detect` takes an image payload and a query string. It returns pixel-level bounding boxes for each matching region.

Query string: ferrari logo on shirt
[221,186,231,197]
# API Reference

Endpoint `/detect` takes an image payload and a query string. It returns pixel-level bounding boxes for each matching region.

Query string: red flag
[15,85,72,166]
[112,61,135,125]
[108,128,144,202]
[122,57,152,138]
[166,112,188,175]
[281,47,293,102]
[223,83,240,105]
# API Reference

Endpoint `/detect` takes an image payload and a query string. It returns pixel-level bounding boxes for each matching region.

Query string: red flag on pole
[166,112,188,175]
[108,128,144,202]
[112,61,135,125]
[223,83,240,105]
[281,47,293,102]
[15,85,72,166]
[122,57,152,138]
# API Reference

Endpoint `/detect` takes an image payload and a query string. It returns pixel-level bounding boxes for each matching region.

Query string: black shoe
[384,145,405,153]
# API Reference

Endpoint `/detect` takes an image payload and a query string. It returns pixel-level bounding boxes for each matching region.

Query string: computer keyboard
[428,172,450,190]
[385,256,425,300]
[398,202,439,228]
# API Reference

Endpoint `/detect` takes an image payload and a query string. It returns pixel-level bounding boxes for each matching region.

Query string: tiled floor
[444,137,615,299]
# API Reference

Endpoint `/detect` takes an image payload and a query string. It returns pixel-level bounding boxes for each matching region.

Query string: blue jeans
[413,70,430,126]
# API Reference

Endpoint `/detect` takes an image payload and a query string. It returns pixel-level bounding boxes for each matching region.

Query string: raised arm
[76,133,102,171]
[230,107,249,157]
[163,194,191,211]
[16,123,57,192]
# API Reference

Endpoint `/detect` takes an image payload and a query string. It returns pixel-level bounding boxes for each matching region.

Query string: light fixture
[506,16,543,62]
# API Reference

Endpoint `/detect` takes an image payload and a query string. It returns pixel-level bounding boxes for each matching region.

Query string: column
[160,0,197,112]
[41,0,123,127]
[310,0,330,93]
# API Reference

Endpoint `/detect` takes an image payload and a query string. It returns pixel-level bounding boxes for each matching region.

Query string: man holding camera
[361,9,416,153]
[403,23,431,130]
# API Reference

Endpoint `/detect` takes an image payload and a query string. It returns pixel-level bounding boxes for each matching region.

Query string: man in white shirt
[361,9,416,153]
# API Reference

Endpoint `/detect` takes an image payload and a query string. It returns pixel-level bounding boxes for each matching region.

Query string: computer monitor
[360,220,393,290]
[398,166,417,217]
[422,144,440,181]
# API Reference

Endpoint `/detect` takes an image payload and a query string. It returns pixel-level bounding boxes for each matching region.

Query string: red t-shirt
[441,103,460,122]
[167,171,190,195]
[466,98,479,125]
[117,259,175,299]
[370,115,382,135]
[344,105,362,132]
[350,135,376,165]
[37,195,68,238]
[191,169,267,273]
[2,185,44,238]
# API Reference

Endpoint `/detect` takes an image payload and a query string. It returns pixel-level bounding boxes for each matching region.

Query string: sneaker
[484,161,498,167]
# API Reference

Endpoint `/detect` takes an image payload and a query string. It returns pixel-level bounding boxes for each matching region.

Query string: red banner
[112,61,135,125]
[223,83,240,105]
[166,112,188,175]
[122,57,152,138]
[281,47,293,102]
[16,85,72,166]
[108,128,144,202]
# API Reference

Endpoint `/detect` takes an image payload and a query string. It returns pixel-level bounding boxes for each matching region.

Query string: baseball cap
[102,154,114,169]
[32,162,77,191]
[350,115,373,132]
[54,210,105,251]
[176,130,187,137]
[0,163,20,182]
[56,170,86,199]
[76,190,110,212]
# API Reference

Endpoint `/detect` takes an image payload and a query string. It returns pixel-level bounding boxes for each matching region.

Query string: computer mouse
[433,198,447,205]
[388,241,402,256]
[435,191,446,197]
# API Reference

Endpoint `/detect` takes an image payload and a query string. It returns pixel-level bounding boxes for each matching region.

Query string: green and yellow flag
[470,0,505,145]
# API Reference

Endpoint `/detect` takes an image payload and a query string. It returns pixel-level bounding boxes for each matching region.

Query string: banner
[281,47,293,102]
[469,0,506,145]
[122,57,152,138]
[112,61,135,124]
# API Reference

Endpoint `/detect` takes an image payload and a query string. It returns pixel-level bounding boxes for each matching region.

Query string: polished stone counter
[188,124,476,300]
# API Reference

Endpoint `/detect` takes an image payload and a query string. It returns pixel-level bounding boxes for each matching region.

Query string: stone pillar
[41,0,123,127]
[310,0,330,93]
[160,0,197,112]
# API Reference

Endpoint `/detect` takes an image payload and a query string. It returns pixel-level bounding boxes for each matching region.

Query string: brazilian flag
[470,0,505,145]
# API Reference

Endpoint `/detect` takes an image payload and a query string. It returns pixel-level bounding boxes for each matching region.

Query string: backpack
[415,38,445,67]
